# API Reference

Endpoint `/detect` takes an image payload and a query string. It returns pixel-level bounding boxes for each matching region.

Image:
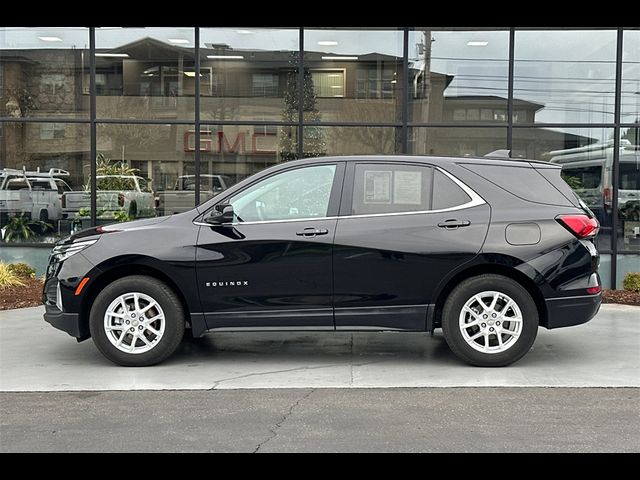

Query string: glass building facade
[0,27,638,287]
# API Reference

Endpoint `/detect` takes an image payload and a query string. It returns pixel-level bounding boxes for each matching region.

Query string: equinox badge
[205,281,249,287]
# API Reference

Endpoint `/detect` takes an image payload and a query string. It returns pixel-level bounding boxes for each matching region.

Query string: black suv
[43,156,601,367]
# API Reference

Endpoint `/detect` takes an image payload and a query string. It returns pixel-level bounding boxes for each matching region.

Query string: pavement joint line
[252,388,315,453]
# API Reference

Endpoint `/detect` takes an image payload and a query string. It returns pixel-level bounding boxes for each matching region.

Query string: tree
[279,54,326,161]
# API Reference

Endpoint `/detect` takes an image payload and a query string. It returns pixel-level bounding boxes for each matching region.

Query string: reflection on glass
[199,28,299,122]
[200,124,296,191]
[97,123,194,216]
[306,126,400,156]
[622,29,640,124]
[303,29,403,123]
[408,29,509,124]
[0,27,90,119]
[95,28,195,119]
[514,30,617,124]
[617,126,640,251]
[0,122,90,243]
[409,127,507,156]
[512,127,613,250]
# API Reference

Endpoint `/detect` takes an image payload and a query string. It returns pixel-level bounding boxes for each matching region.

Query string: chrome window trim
[193,166,486,226]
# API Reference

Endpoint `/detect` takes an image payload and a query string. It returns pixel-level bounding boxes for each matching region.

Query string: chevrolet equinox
[43,155,602,367]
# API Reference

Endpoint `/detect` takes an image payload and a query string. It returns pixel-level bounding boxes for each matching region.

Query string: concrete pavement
[1,388,638,452]
[1,304,639,391]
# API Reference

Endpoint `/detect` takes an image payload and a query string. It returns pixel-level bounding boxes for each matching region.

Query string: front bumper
[544,293,602,329]
[43,304,84,339]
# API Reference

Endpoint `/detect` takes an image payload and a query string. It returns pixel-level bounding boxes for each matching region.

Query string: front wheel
[442,274,539,367]
[89,275,185,366]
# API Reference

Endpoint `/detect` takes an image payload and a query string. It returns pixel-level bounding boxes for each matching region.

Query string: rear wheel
[89,275,185,366]
[442,274,538,367]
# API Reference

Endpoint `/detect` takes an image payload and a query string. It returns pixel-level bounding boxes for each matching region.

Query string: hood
[61,216,172,245]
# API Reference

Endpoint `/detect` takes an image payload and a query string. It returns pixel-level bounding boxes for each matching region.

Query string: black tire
[89,275,185,366]
[128,201,138,218]
[442,274,539,367]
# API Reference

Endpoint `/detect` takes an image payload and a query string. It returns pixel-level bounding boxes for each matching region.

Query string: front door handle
[437,219,471,229]
[296,227,329,237]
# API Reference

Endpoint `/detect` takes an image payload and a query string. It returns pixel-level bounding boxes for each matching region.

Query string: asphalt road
[1,388,638,452]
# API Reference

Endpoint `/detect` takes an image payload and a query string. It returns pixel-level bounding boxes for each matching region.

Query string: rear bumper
[544,293,602,329]
[43,305,83,339]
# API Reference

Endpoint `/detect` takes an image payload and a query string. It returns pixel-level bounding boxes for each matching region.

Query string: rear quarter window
[461,163,573,206]
[433,170,471,210]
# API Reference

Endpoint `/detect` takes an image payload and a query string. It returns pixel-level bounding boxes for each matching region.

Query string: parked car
[0,168,71,223]
[43,155,601,367]
[157,174,233,216]
[549,139,640,228]
[62,175,156,219]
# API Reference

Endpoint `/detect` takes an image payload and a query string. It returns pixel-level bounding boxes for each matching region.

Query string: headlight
[51,239,98,262]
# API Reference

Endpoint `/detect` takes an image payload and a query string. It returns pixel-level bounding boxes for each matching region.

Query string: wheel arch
[431,258,549,330]
[80,260,193,338]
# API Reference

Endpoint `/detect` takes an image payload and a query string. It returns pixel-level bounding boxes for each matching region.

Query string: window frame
[339,160,485,218]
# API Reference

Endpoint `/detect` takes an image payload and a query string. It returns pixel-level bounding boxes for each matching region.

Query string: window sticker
[393,171,422,205]
[364,170,392,204]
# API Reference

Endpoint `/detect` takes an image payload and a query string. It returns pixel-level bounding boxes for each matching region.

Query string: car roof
[283,154,559,169]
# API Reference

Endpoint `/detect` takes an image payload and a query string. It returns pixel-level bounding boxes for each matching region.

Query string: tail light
[117,193,125,207]
[61,195,66,208]
[557,214,600,239]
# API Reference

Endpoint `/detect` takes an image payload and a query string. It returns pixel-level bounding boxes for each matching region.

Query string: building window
[311,70,345,98]
[40,123,65,140]
[357,68,396,99]
[252,73,279,97]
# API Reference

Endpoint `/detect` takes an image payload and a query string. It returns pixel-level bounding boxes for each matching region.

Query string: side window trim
[196,162,345,225]
[338,162,485,219]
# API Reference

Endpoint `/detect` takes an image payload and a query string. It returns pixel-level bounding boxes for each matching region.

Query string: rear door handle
[296,227,329,237]
[437,219,471,229]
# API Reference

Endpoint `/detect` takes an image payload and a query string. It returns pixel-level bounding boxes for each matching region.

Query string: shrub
[7,262,36,279]
[622,272,640,293]
[0,262,26,290]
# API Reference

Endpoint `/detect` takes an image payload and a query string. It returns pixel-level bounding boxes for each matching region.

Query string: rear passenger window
[351,164,433,215]
[433,170,471,210]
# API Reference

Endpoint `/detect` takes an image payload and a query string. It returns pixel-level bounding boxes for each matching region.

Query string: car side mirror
[205,204,234,226]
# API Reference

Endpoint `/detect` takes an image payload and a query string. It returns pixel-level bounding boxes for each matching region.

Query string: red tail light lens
[557,214,600,239]
[118,193,125,207]
[587,286,602,295]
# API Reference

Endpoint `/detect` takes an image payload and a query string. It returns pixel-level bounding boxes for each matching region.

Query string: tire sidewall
[89,276,184,366]
[442,275,539,367]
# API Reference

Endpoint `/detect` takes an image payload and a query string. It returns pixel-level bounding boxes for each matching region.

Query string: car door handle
[437,219,471,229]
[296,227,329,237]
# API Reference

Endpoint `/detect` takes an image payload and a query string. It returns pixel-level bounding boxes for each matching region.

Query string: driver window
[228,164,336,222]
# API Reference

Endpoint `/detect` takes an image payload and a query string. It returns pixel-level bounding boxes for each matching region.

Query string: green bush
[622,272,640,293]
[7,262,36,279]
[0,262,25,290]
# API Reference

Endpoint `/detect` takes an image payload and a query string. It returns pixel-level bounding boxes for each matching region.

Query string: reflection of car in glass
[549,140,640,229]
[157,174,233,216]
[62,175,156,219]
[0,168,71,223]
[44,156,601,368]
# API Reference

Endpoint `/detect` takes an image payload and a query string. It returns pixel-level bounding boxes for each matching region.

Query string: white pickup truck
[62,175,156,219]
[157,174,232,216]
[0,168,72,222]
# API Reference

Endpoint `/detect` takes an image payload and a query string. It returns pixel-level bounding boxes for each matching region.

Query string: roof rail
[484,149,512,159]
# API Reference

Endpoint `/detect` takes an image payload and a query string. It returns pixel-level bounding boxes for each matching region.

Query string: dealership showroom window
[0,27,638,287]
